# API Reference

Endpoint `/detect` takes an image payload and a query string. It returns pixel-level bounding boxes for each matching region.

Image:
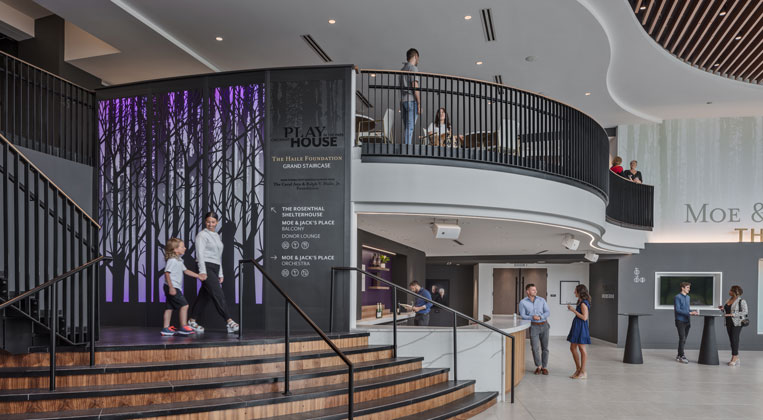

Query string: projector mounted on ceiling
[432,223,461,240]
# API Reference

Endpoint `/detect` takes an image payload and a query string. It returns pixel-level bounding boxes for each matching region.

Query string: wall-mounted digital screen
[655,272,722,309]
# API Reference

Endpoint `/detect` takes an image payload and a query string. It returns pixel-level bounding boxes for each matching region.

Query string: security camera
[561,234,579,251]
[584,252,599,262]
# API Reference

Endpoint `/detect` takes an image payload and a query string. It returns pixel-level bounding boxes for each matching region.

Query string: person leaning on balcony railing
[610,156,624,175]
[400,48,421,145]
[625,160,643,184]
[425,108,464,146]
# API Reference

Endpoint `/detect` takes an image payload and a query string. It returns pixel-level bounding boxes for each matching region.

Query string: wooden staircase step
[261,380,478,420]
[9,368,454,419]
[395,392,498,420]
[1,331,370,367]
[0,345,395,390]
[0,359,433,414]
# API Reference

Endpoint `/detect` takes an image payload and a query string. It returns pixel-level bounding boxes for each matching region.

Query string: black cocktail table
[697,313,723,365]
[618,313,652,364]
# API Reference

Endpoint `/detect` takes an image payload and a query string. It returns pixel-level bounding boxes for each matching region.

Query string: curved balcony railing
[355,69,610,199]
[606,172,654,230]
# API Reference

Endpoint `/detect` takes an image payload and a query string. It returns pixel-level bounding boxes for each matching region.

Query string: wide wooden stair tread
[0,345,394,378]
[0,357,425,400]
[0,331,498,419]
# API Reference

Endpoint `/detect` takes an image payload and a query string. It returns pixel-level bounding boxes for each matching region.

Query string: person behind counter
[408,281,433,326]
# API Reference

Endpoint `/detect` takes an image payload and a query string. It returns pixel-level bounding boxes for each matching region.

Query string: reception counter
[356,315,530,400]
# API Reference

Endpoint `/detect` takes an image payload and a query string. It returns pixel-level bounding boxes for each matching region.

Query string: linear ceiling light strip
[110,0,221,72]
[480,8,496,42]
[301,34,332,62]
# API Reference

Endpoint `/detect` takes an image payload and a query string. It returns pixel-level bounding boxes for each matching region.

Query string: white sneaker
[227,321,240,333]
[188,320,205,333]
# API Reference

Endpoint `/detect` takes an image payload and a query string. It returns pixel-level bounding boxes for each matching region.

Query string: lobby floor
[474,336,763,420]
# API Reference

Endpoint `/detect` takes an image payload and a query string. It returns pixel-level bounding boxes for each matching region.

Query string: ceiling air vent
[356,91,372,109]
[493,75,503,84]
[453,239,465,246]
[301,34,332,62]
[481,9,496,42]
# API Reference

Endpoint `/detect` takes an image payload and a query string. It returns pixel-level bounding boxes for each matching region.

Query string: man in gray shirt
[399,48,420,145]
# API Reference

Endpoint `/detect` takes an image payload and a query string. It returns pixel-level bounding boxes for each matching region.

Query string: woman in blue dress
[567,284,591,379]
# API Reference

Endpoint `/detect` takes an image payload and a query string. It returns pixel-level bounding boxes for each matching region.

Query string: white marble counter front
[355,315,530,400]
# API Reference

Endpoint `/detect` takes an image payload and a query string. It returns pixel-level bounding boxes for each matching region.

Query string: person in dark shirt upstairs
[625,160,643,183]
[610,156,624,175]
[408,280,432,326]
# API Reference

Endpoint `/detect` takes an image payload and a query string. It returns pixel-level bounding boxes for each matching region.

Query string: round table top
[617,313,653,316]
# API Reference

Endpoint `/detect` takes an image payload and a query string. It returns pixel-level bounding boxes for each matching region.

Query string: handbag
[739,299,750,327]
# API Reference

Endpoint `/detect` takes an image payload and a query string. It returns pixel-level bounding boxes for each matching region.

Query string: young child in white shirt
[162,238,202,336]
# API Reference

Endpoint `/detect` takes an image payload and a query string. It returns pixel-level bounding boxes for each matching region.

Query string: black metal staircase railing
[0,256,111,390]
[239,259,355,419]
[0,50,97,165]
[1,132,101,357]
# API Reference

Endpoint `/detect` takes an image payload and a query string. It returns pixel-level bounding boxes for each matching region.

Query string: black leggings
[726,325,742,356]
[190,263,231,322]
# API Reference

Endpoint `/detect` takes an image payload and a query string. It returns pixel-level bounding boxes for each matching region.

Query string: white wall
[476,263,589,336]
[618,116,763,243]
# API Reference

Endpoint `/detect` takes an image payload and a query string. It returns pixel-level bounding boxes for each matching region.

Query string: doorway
[492,268,547,314]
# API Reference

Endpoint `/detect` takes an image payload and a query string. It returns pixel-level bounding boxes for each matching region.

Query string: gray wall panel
[618,243,763,350]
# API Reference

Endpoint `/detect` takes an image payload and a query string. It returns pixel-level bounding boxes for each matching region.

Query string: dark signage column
[264,67,353,332]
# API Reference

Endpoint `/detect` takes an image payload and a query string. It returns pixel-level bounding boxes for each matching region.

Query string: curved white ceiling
[579,0,763,123]
[25,0,763,126]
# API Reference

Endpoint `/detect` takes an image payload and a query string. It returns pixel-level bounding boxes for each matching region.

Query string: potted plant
[379,255,390,268]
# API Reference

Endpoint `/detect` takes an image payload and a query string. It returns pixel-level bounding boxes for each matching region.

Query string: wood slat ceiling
[628,0,763,84]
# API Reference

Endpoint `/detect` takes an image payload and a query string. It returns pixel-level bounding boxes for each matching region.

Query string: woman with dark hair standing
[188,212,239,333]
[566,284,591,379]
[719,285,748,366]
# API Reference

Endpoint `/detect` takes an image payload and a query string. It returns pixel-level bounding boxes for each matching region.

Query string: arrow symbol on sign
[270,256,278,261]
[270,207,278,214]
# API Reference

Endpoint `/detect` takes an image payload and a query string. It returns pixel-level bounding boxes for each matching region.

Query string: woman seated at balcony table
[425,108,463,146]
[625,160,642,184]
[610,156,624,175]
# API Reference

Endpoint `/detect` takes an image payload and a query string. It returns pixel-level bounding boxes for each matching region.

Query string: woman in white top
[188,212,240,333]
[426,108,463,146]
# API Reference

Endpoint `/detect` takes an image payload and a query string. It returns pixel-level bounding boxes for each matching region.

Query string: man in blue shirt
[408,281,432,326]
[674,281,699,364]
[519,283,551,375]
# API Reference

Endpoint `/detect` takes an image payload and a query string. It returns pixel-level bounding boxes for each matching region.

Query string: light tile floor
[473,337,763,420]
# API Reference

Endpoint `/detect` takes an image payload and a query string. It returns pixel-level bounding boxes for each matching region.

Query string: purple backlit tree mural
[98,84,264,326]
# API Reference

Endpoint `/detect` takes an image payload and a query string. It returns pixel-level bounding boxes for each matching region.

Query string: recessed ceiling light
[328,19,336,24]
[476,61,483,65]
[640,6,646,10]
[585,92,591,96]
[706,101,713,105]
[719,10,727,16]
[525,56,536,62]
[713,63,720,67]
[464,15,472,20]
[370,73,376,77]
[735,35,742,40]
[215,36,223,41]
